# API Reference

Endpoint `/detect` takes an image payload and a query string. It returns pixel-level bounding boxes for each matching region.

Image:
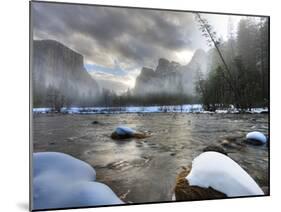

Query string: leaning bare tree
[194,13,241,106]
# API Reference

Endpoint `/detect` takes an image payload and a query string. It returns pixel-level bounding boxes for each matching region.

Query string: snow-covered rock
[115,126,136,136]
[111,126,148,139]
[185,152,264,197]
[33,152,96,181]
[246,131,267,145]
[33,152,123,210]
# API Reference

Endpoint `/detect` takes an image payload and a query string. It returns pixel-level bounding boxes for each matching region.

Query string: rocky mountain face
[181,49,208,94]
[32,40,100,107]
[134,49,207,96]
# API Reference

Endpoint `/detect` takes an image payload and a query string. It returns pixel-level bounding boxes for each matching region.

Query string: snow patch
[248,108,268,114]
[33,105,268,114]
[33,104,204,114]
[185,152,264,197]
[215,110,228,114]
[33,108,52,113]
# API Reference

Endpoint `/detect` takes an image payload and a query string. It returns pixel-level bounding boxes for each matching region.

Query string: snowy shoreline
[33,104,268,115]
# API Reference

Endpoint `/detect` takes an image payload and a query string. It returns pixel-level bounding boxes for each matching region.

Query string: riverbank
[33,104,268,114]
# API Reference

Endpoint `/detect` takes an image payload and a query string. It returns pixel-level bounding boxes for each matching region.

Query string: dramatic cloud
[31,2,242,92]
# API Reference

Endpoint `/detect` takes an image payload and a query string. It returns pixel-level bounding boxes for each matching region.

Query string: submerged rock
[33,152,123,210]
[245,131,267,146]
[111,126,149,139]
[174,152,264,201]
[219,137,246,150]
[202,145,228,155]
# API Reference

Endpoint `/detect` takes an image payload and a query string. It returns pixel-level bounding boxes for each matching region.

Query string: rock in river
[33,152,123,210]
[111,126,149,139]
[245,131,267,145]
[174,152,264,201]
[219,137,246,150]
[174,166,226,201]
[202,145,228,155]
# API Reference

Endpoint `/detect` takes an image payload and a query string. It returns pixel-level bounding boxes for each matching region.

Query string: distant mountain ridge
[134,49,207,96]
[32,39,100,107]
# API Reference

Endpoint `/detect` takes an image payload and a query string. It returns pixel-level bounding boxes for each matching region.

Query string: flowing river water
[33,113,269,203]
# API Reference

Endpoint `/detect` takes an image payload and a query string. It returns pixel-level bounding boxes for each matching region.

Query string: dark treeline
[195,15,269,111]
[99,88,198,107]
[33,85,98,110]
[38,86,198,110]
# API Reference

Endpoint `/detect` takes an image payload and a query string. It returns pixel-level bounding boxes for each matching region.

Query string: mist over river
[33,113,269,203]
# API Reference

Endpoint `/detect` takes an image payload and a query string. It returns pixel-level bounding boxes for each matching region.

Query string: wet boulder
[174,152,264,201]
[111,126,148,139]
[245,131,267,146]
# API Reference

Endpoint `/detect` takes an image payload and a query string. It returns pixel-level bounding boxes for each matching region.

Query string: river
[32,113,269,203]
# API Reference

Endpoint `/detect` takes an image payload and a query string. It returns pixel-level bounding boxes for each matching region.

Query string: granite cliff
[32,40,100,107]
[134,49,207,96]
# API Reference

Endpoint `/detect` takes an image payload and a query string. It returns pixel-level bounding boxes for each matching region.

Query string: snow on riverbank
[32,104,268,114]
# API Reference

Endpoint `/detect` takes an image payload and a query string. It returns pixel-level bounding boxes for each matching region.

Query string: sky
[32,2,244,94]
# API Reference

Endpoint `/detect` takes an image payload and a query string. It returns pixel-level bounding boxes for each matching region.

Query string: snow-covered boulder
[115,126,136,136]
[33,152,96,181]
[111,126,148,139]
[245,131,267,145]
[33,152,123,210]
[174,166,226,201]
[185,152,264,197]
